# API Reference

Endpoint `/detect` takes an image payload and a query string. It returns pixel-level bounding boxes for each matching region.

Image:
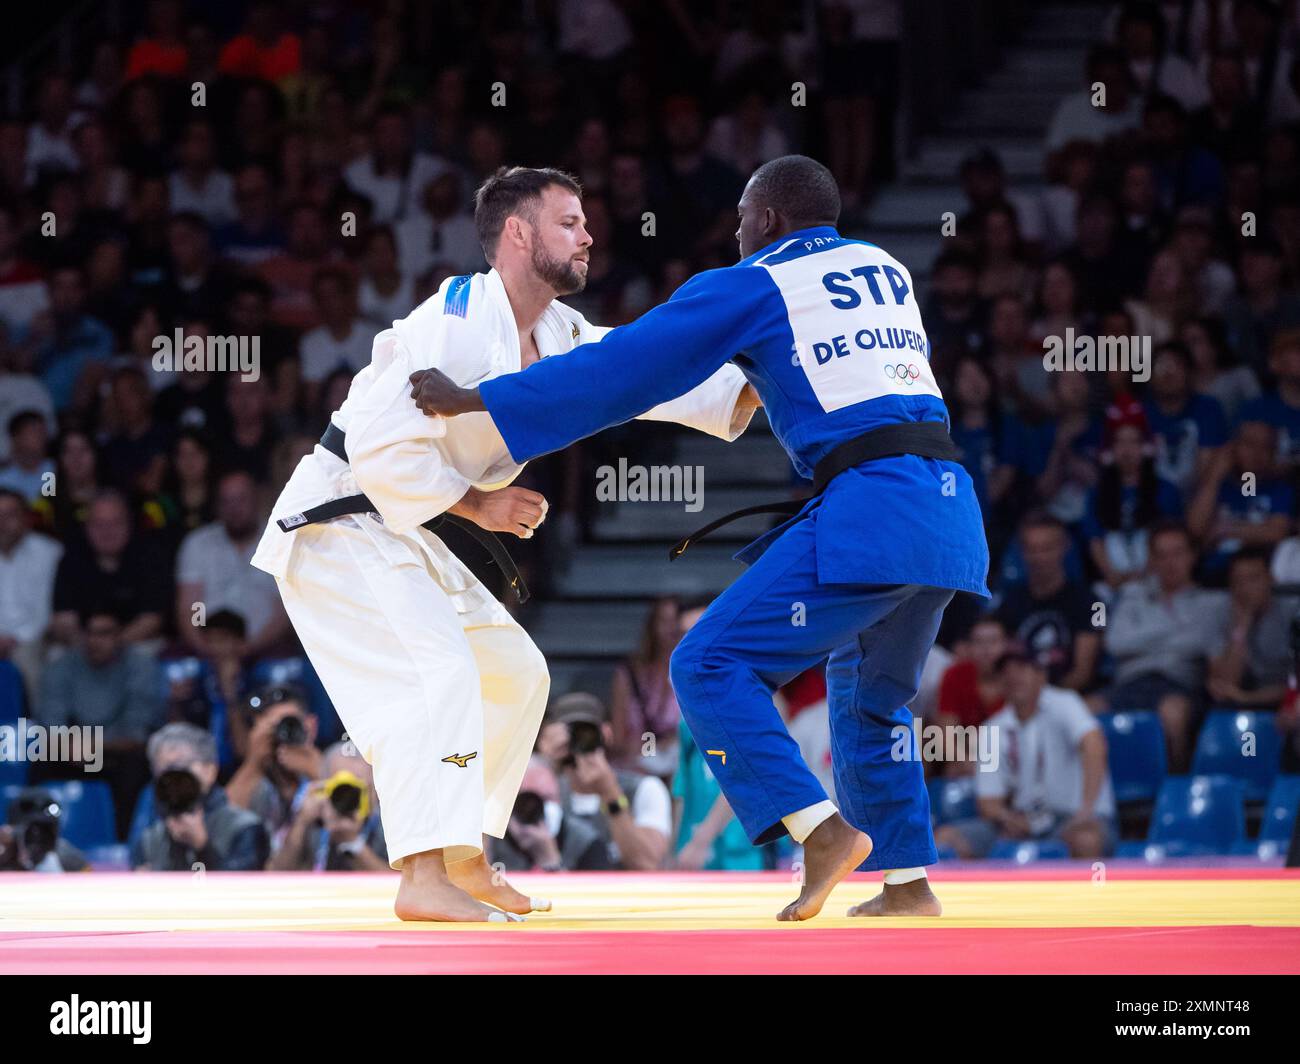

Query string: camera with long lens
[155,768,204,818]
[513,790,546,826]
[246,683,310,747]
[559,720,604,768]
[315,771,369,824]
[2,791,63,870]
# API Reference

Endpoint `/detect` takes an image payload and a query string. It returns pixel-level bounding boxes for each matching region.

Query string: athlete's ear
[763,206,778,239]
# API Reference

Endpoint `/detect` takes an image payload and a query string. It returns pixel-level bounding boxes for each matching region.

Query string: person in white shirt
[168,119,237,226]
[252,167,757,922]
[392,171,486,280]
[357,226,416,329]
[1047,46,1143,153]
[0,489,62,704]
[342,105,452,224]
[936,647,1115,859]
[176,470,289,659]
[298,267,375,409]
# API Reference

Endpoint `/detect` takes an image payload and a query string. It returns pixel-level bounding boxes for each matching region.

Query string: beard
[531,243,588,296]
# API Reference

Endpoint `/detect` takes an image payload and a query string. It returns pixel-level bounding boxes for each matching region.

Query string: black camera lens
[155,768,203,817]
[513,790,545,826]
[568,720,603,757]
[21,819,56,864]
[274,715,308,747]
[328,782,362,819]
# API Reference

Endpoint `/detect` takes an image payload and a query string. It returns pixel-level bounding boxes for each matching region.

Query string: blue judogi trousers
[669,513,954,871]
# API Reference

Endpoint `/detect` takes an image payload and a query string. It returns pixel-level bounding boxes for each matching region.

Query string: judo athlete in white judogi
[251,167,756,922]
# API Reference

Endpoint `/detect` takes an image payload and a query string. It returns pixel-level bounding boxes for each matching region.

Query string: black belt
[276,422,529,604]
[669,420,961,560]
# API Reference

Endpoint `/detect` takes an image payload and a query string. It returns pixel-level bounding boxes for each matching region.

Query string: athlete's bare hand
[409,368,485,417]
[452,486,548,539]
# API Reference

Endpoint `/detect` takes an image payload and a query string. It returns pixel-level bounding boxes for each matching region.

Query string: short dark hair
[6,409,45,438]
[745,155,840,228]
[473,166,582,262]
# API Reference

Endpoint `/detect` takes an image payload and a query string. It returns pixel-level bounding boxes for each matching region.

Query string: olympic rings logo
[884,363,920,384]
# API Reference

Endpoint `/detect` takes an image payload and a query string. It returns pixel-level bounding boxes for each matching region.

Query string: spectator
[225,684,323,846]
[50,489,168,647]
[1103,521,1225,770]
[357,225,414,329]
[0,488,61,703]
[491,756,612,872]
[99,366,171,497]
[0,202,50,336]
[29,264,114,412]
[995,511,1103,694]
[0,410,54,503]
[1187,419,1294,580]
[393,170,485,280]
[132,722,270,871]
[124,0,189,81]
[216,1,302,84]
[36,609,162,835]
[167,120,235,225]
[609,597,682,779]
[216,164,286,268]
[269,741,389,871]
[1223,240,1300,383]
[0,788,89,872]
[1237,328,1300,472]
[342,104,449,224]
[935,616,1009,745]
[549,693,671,871]
[1046,45,1141,152]
[1143,339,1229,495]
[31,428,98,540]
[1206,549,1296,710]
[298,266,370,409]
[1181,316,1261,422]
[175,469,289,658]
[1082,421,1184,592]
[936,647,1115,859]
[260,202,335,331]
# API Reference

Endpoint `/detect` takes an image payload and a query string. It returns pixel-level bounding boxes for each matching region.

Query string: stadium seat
[1097,711,1166,804]
[927,776,977,825]
[1191,710,1281,802]
[1,779,118,849]
[989,839,1070,862]
[0,754,28,788]
[1146,775,1247,854]
[0,660,25,724]
[85,844,131,870]
[1258,775,1300,843]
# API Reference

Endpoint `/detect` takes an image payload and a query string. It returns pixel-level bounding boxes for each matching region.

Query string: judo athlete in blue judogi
[410,156,990,920]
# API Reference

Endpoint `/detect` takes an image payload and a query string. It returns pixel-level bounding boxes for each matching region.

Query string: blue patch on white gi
[443,274,472,318]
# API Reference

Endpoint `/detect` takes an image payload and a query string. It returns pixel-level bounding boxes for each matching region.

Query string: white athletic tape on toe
[530,897,552,912]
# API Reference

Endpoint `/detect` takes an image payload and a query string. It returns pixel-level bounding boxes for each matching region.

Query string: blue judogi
[481,227,990,865]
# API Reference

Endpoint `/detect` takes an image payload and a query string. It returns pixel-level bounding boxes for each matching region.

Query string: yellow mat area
[1,872,1296,933]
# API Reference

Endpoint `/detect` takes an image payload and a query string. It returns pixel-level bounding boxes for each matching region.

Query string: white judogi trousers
[274,512,547,869]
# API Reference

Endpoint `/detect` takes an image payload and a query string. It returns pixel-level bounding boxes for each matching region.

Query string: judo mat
[2,865,1297,974]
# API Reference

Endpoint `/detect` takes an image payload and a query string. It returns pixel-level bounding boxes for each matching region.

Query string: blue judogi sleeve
[480,267,770,463]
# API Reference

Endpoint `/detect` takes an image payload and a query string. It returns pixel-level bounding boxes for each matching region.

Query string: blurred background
[0,0,1297,877]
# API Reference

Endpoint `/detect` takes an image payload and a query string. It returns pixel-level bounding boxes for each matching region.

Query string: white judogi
[251,269,748,867]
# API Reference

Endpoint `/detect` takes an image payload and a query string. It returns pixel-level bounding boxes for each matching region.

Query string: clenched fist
[409,368,485,417]
[451,486,549,539]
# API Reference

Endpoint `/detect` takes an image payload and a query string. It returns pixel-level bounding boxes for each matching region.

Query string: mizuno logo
[442,752,478,768]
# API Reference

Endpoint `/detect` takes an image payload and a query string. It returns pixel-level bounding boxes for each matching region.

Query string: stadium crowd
[0,0,1298,871]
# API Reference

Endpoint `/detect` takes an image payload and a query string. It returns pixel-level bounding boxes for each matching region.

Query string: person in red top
[935,616,1008,775]
[217,1,302,84]
[124,0,189,81]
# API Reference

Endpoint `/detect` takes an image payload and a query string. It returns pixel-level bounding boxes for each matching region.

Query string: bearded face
[530,236,588,296]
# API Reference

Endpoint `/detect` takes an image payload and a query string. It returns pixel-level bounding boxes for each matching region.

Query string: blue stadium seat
[1258,775,1300,843]
[927,776,976,825]
[1097,711,1166,804]
[1192,711,1281,802]
[1147,775,1247,854]
[989,839,1071,862]
[0,660,25,724]
[127,783,156,850]
[1116,841,1169,861]
[1,779,118,849]
[0,754,28,788]
[85,844,131,870]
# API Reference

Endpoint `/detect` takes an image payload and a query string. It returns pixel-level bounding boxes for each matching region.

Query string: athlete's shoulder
[396,270,492,332]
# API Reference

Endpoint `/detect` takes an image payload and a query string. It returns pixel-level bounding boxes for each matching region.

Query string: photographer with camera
[225,683,323,846]
[490,756,612,872]
[0,788,88,872]
[546,693,671,871]
[269,740,388,870]
[131,722,270,871]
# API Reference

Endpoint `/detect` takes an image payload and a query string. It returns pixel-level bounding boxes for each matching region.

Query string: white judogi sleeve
[343,329,473,535]
[568,315,752,442]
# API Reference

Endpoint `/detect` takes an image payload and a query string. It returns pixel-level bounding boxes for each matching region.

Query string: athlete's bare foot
[847,878,943,917]
[447,852,551,915]
[777,814,873,922]
[393,849,516,922]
